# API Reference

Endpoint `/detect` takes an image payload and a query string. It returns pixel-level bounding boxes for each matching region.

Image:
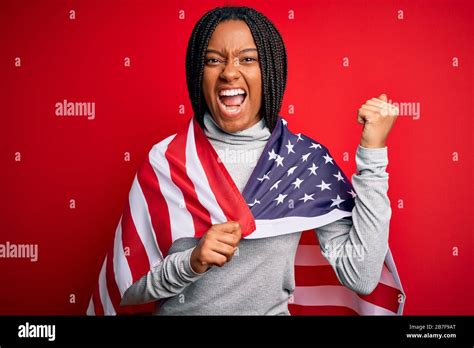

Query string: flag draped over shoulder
[87,116,405,316]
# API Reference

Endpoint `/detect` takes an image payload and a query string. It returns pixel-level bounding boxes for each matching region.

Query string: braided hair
[186,6,288,132]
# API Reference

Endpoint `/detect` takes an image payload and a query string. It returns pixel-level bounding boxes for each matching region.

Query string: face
[202,20,262,133]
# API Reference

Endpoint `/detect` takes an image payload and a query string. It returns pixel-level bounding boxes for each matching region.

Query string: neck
[203,110,271,146]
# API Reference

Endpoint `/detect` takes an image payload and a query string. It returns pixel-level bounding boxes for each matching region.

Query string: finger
[370,98,399,116]
[360,104,381,112]
[210,240,237,259]
[213,221,241,234]
[215,232,240,247]
[378,93,388,102]
[208,251,228,267]
[358,108,378,122]
[358,106,378,117]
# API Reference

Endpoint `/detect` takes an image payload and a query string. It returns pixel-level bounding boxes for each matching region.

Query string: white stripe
[292,285,396,315]
[186,120,227,225]
[384,249,405,315]
[129,174,163,267]
[149,134,195,241]
[249,209,352,239]
[98,256,116,315]
[295,245,399,288]
[113,220,134,296]
[86,297,95,315]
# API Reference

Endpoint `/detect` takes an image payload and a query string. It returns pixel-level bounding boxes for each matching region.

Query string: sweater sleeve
[314,145,391,295]
[120,246,210,306]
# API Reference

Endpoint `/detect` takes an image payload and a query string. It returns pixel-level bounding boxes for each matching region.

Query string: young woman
[114,6,399,315]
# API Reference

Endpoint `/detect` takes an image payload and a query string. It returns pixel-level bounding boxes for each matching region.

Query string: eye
[205,58,222,65]
[241,57,257,63]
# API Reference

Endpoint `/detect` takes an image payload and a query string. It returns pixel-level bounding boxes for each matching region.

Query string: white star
[323,153,334,164]
[333,171,345,182]
[299,193,315,203]
[274,193,288,205]
[248,198,261,207]
[347,189,357,198]
[291,177,304,189]
[310,143,322,150]
[307,163,319,176]
[301,153,311,162]
[257,171,271,182]
[287,166,298,176]
[270,180,282,191]
[281,119,288,126]
[268,149,277,160]
[285,140,295,154]
[275,155,284,167]
[330,195,345,208]
[316,180,332,191]
[296,133,304,142]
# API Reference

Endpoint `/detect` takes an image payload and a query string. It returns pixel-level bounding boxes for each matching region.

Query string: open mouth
[216,88,247,116]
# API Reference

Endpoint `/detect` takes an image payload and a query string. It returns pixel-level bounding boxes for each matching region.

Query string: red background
[1,0,473,315]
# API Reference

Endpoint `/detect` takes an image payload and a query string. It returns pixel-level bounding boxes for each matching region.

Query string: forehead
[207,20,257,50]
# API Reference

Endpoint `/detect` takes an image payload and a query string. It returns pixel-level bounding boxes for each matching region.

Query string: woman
[92,6,399,315]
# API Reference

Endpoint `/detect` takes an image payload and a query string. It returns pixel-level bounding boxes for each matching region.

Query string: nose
[219,58,241,82]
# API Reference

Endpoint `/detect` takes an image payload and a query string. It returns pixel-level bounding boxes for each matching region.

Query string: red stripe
[92,285,104,316]
[137,157,173,257]
[295,265,342,286]
[299,230,319,245]
[165,124,213,237]
[121,200,150,283]
[358,283,402,314]
[295,265,400,313]
[105,248,123,315]
[289,304,358,316]
[192,118,256,237]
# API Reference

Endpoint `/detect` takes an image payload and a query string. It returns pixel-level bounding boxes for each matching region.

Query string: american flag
[87,116,405,315]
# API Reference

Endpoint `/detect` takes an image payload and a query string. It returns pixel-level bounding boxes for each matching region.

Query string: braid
[186,6,288,132]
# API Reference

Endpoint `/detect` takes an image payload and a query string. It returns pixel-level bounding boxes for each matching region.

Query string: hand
[358,94,399,148]
[190,221,242,273]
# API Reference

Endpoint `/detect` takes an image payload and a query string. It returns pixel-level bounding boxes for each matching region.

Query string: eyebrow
[205,48,258,56]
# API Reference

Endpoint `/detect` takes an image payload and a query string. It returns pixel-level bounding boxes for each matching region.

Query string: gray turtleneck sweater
[121,112,391,315]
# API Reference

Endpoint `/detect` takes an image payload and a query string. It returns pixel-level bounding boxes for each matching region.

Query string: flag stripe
[86,298,95,315]
[113,221,133,296]
[105,243,122,314]
[295,265,400,313]
[91,288,103,316]
[166,123,212,237]
[129,175,163,266]
[121,200,150,282]
[295,244,398,288]
[289,304,358,316]
[299,229,319,245]
[138,156,173,257]
[292,286,396,315]
[186,120,227,226]
[192,118,256,236]
[149,135,195,242]
[98,257,116,315]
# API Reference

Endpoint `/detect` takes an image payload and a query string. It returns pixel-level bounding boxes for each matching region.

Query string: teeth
[219,88,246,96]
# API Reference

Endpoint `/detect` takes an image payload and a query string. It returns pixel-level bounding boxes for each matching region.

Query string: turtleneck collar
[203,110,271,146]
